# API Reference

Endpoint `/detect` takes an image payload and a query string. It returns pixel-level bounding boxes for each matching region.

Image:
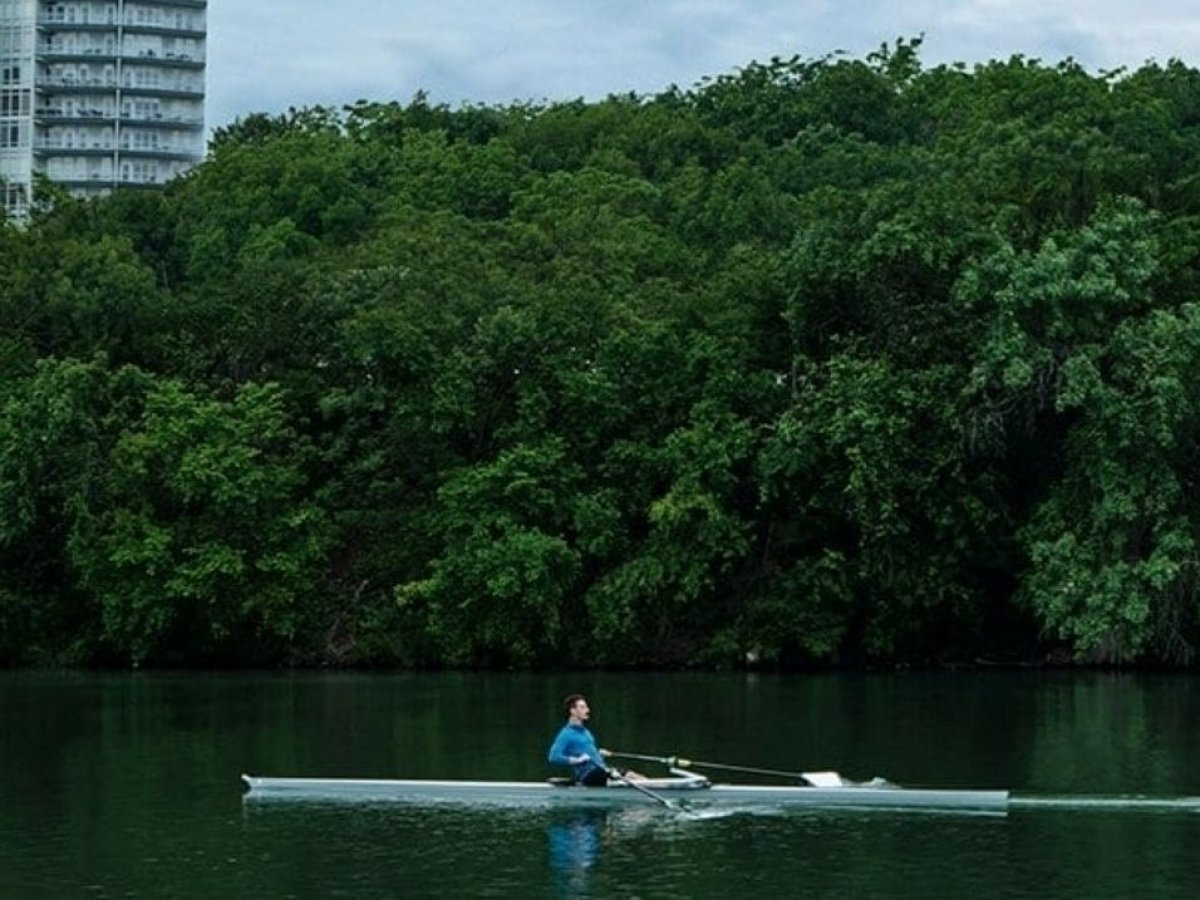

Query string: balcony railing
[36,139,115,150]
[39,76,204,96]
[37,19,119,32]
[129,50,206,66]
[35,108,204,129]
[38,11,205,31]
[35,106,115,119]
[123,24,206,40]
[36,47,205,67]
[38,76,118,90]
[118,147,198,160]
[50,172,180,188]
[37,145,198,159]
[34,141,116,157]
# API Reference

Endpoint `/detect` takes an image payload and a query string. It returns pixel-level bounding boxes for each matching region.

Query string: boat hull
[240,774,1009,812]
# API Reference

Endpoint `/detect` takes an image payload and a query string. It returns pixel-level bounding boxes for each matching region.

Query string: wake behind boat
[240,766,1011,812]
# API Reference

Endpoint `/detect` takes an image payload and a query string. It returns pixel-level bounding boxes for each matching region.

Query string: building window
[2,182,30,217]
[0,90,30,116]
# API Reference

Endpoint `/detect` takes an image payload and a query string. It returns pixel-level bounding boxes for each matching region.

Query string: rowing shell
[240,770,1009,812]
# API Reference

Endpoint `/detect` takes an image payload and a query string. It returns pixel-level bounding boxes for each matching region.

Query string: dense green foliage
[6,41,1200,667]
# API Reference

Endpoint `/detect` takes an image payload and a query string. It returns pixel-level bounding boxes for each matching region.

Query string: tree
[69,379,331,664]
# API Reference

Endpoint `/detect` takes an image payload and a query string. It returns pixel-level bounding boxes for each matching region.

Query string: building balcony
[36,48,205,69]
[122,113,205,130]
[35,107,117,124]
[50,175,118,188]
[34,109,203,130]
[126,50,206,69]
[37,77,119,93]
[36,20,120,33]
[37,19,206,41]
[120,85,205,99]
[34,141,116,157]
[47,173,178,190]
[38,79,204,99]
[117,146,198,160]
[122,25,206,40]
[36,48,119,63]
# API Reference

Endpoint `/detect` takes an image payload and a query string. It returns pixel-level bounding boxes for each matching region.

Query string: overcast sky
[205,1,1200,132]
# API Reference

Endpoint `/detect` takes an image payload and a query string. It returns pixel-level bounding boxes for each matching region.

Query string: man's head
[563,693,590,723]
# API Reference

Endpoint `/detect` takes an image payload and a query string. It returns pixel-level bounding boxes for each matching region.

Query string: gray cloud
[204,0,1200,133]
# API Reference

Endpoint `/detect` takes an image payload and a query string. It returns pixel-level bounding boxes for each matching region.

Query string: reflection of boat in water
[241,768,1010,813]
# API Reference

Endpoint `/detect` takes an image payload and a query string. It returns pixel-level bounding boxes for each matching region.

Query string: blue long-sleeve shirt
[547,722,604,782]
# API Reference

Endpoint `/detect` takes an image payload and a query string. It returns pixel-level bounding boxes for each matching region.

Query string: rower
[547,694,644,786]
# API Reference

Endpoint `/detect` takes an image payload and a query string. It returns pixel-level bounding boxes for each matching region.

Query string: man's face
[570,699,590,722]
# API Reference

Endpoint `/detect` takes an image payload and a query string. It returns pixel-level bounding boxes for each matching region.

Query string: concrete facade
[1,0,206,219]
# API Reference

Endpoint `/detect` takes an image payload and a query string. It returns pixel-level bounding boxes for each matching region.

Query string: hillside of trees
[5,40,1200,668]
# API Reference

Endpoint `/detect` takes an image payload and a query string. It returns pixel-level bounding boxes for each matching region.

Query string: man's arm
[548,729,587,766]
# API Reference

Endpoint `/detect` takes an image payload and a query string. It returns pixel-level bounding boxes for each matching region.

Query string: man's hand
[569,754,589,765]
[599,748,612,758]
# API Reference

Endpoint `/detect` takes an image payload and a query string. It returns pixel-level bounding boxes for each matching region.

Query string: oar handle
[607,751,829,784]
[606,750,692,768]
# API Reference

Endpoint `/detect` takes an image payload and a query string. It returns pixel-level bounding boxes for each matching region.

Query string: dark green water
[2,671,1198,898]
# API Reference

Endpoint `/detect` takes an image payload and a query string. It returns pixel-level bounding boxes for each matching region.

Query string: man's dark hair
[562,693,586,715]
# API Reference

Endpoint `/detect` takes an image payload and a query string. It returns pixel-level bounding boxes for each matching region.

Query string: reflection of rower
[547,694,645,786]
[547,809,606,898]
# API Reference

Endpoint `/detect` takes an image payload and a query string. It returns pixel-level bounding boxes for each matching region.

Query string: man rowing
[548,694,644,786]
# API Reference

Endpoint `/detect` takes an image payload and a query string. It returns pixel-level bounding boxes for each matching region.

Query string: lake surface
[2,671,1199,898]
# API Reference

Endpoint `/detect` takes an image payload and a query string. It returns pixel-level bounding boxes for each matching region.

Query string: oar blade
[801,771,844,787]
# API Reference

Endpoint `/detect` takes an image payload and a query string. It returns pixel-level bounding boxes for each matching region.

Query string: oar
[607,751,842,787]
[605,767,678,809]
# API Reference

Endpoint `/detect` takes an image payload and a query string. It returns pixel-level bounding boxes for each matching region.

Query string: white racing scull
[240,767,1011,812]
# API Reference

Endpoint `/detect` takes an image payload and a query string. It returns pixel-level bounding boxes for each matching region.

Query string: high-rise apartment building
[0,0,205,220]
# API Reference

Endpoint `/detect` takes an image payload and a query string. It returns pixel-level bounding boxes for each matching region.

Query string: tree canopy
[5,40,1200,668]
